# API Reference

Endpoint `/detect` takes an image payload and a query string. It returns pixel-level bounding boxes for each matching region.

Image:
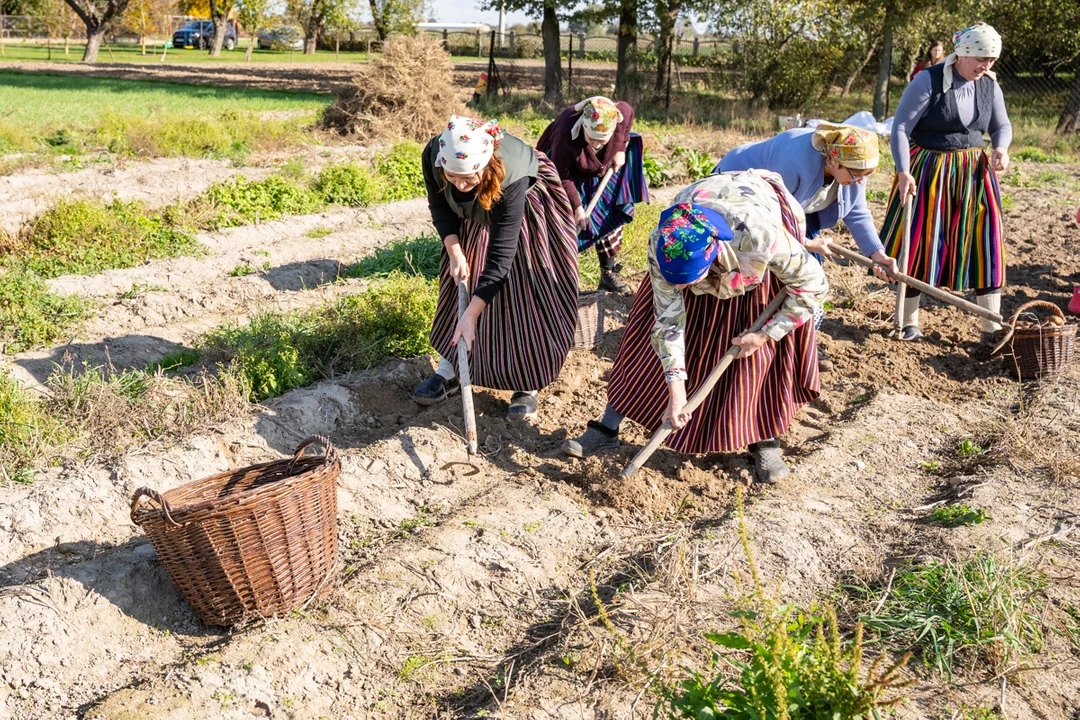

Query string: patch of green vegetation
[1012,146,1062,163]
[304,226,335,239]
[1000,194,1015,212]
[0,266,88,353]
[674,147,715,179]
[314,162,383,208]
[229,262,271,277]
[202,174,324,228]
[524,521,542,533]
[201,272,437,400]
[577,200,660,287]
[643,152,673,188]
[373,142,426,202]
[399,653,442,682]
[918,460,940,472]
[3,198,201,279]
[866,189,890,203]
[147,349,201,373]
[930,504,990,527]
[0,370,67,480]
[120,282,168,300]
[344,234,442,280]
[856,551,1045,678]
[956,437,984,458]
[396,504,439,539]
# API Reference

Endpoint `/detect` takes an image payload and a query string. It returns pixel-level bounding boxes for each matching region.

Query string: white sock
[435,356,456,380]
[977,293,1002,333]
[902,294,921,329]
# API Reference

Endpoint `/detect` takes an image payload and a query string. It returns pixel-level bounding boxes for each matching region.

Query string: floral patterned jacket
[648,170,830,382]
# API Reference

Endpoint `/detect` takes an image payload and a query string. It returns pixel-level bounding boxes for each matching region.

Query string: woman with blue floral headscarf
[562,170,829,485]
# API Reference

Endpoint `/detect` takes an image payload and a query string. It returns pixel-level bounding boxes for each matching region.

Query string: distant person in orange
[910,40,945,81]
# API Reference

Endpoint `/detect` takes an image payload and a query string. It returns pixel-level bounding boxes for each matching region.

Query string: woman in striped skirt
[884,22,1011,343]
[563,170,829,484]
[412,115,580,420]
[537,96,649,294]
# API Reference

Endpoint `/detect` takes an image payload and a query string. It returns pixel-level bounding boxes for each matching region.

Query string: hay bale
[321,34,465,143]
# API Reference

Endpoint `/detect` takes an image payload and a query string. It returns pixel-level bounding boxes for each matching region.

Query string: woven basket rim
[131,437,340,528]
[1011,322,1077,340]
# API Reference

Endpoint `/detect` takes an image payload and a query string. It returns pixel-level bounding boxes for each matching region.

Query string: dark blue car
[172,20,237,50]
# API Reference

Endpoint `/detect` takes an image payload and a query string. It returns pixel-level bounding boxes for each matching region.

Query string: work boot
[599,269,630,294]
[562,421,620,458]
[507,391,538,421]
[411,373,459,406]
[900,325,924,341]
[749,439,790,484]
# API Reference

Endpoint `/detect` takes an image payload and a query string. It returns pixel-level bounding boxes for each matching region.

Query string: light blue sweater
[714,128,884,257]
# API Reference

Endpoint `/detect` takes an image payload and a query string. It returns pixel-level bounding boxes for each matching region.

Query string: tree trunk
[842,38,878,96]
[1057,56,1080,134]
[304,33,317,54]
[246,31,254,61]
[369,0,387,42]
[654,0,679,94]
[873,16,893,120]
[540,0,561,105]
[82,26,104,62]
[208,0,227,56]
[615,0,637,99]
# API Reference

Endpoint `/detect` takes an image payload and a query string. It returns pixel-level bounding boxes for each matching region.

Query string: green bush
[643,152,673,188]
[4,198,201,278]
[344,233,442,280]
[930,504,990,527]
[203,174,324,227]
[202,272,437,400]
[0,370,67,481]
[314,162,384,207]
[0,266,88,353]
[374,142,426,202]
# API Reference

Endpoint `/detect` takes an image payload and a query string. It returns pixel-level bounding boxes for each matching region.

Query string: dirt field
[1,129,1079,719]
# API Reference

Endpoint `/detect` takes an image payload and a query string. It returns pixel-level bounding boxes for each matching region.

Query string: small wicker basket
[998,300,1076,379]
[130,436,341,626]
[573,290,606,351]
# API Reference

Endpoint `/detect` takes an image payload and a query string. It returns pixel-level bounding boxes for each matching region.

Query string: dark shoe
[749,439,790,484]
[412,373,459,406]
[818,346,834,373]
[562,420,620,458]
[900,325,923,341]
[507,391,538,421]
[599,270,630,294]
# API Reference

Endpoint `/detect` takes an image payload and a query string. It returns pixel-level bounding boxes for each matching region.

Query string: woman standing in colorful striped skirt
[412,115,580,420]
[883,22,1012,343]
[537,96,648,294]
[715,123,897,371]
[562,170,829,484]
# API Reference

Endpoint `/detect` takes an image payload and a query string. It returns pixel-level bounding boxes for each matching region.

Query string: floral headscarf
[943,22,1001,86]
[570,96,621,142]
[655,202,733,284]
[809,123,879,171]
[436,115,502,174]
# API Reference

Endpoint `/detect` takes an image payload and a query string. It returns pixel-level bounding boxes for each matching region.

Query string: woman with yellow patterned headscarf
[714,123,896,371]
[538,96,649,294]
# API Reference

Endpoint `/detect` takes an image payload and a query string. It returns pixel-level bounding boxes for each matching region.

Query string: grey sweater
[891,69,1013,173]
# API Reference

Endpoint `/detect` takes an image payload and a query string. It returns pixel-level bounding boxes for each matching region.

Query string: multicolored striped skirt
[430,152,580,391]
[880,146,1005,291]
[575,134,649,256]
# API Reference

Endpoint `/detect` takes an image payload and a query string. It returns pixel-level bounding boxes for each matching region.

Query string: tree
[118,0,172,54]
[287,0,352,53]
[366,0,423,42]
[207,0,234,55]
[482,0,564,104]
[615,0,639,98]
[234,0,271,60]
[62,0,132,61]
[650,0,681,94]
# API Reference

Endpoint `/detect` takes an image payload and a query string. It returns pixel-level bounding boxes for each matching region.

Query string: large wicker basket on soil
[998,300,1076,379]
[130,437,341,626]
[574,290,605,350]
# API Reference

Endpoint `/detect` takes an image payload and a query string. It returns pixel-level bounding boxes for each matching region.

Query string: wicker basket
[130,436,341,626]
[998,300,1076,379]
[573,290,606,350]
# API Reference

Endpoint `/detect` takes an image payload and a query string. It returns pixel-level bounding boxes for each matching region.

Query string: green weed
[0,266,87,353]
[373,142,426,202]
[675,147,715,179]
[956,438,984,458]
[229,262,270,277]
[856,551,1045,678]
[344,234,442,280]
[643,152,673,188]
[202,174,323,227]
[930,504,989,527]
[0,370,67,480]
[396,505,439,538]
[305,226,334,239]
[314,162,383,208]
[1011,146,1062,163]
[120,282,168,300]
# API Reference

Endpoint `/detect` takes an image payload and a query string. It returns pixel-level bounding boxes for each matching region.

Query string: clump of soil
[321,34,465,142]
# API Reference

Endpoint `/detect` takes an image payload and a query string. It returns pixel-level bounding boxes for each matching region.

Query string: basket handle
[1008,300,1065,328]
[290,435,337,469]
[130,487,181,528]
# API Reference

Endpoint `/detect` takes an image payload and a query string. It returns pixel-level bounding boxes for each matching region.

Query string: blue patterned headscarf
[655,202,733,284]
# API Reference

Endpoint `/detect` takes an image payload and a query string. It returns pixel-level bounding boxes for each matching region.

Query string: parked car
[172,20,237,51]
[257,25,305,51]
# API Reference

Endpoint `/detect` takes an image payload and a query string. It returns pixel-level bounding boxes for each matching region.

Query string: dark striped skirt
[430,152,580,391]
[880,146,1005,291]
[576,134,649,255]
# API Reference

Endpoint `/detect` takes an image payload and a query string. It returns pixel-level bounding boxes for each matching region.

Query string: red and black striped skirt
[430,153,580,391]
[606,280,819,455]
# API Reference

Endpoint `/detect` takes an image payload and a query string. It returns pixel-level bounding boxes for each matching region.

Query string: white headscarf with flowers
[436,115,502,174]
[570,96,621,142]
[943,22,1001,86]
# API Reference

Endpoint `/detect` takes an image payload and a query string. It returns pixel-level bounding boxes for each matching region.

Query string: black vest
[910,63,994,152]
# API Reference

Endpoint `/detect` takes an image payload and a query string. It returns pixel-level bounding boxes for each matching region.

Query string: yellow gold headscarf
[810,123,879,171]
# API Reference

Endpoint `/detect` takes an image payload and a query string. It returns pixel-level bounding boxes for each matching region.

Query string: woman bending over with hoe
[538,96,648,294]
[885,22,1012,344]
[412,115,579,420]
[562,170,829,485]
[715,123,897,371]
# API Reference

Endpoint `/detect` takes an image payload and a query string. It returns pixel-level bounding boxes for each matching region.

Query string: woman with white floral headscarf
[538,96,648,293]
[414,116,579,420]
[884,22,1013,345]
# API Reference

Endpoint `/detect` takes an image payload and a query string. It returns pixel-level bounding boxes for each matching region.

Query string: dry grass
[320,34,465,143]
[991,375,1080,486]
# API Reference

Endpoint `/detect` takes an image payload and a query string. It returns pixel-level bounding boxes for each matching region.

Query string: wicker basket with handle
[998,300,1076,379]
[130,436,341,626]
[573,290,606,351]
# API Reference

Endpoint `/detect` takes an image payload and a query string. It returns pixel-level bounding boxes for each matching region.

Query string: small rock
[469,614,482,629]
[854,460,867,472]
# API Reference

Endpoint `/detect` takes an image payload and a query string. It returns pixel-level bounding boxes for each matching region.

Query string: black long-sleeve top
[422,149,533,305]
